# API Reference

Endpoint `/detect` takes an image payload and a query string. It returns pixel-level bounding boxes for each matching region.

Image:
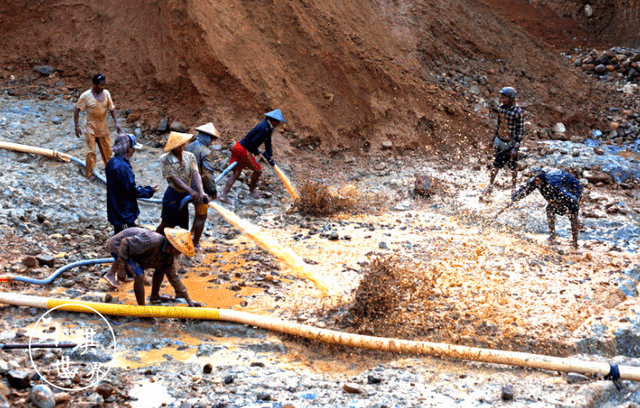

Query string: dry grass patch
[293,180,387,216]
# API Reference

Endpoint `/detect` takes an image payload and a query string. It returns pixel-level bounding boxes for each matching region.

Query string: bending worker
[106,227,202,307]
[512,168,583,249]
[219,109,287,205]
[74,74,123,181]
[106,133,158,235]
[156,131,209,237]
[185,122,220,249]
[481,86,524,199]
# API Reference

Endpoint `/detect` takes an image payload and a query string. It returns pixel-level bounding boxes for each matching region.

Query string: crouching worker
[512,168,583,249]
[105,227,202,307]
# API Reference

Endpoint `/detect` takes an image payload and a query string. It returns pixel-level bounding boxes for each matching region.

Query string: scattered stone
[104,293,113,303]
[223,374,234,384]
[203,363,213,374]
[566,373,590,384]
[22,255,37,268]
[374,162,386,171]
[328,230,339,240]
[593,147,605,155]
[379,241,389,250]
[33,66,55,76]
[250,361,265,367]
[157,118,169,133]
[553,123,566,133]
[7,370,30,389]
[256,392,271,401]
[36,254,55,268]
[96,382,113,397]
[53,392,70,403]
[169,121,186,132]
[501,384,514,400]
[594,64,607,73]
[29,384,55,408]
[367,375,382,384]
[342,383,363,394]
[179,403,192,408]
[381,141,393,150]
[85,393,104,406]
[414,174,435,197]
[583,170,613,184]
[584,4,593,17]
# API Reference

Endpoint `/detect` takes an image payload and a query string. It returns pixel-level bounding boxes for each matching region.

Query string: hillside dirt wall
[527,0,640,47]
[0,0,628,158]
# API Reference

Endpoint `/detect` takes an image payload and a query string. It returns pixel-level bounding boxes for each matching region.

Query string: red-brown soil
[0,0,631,161]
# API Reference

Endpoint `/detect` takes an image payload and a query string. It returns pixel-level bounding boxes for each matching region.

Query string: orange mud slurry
[209,202,329,294]
[273,164,299,201]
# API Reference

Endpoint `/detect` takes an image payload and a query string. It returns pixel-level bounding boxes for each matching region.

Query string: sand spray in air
[208,202,329,294]
[273,164,299,201]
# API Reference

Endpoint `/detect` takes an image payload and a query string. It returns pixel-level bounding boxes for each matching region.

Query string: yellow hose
[0,141,71,162]
[1,293,638,381]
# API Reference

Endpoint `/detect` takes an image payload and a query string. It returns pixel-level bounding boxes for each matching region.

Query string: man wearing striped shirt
[481,86,524,199]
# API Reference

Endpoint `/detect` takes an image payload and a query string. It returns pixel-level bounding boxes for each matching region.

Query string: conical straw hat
[195,122,220,138]
[164,131,193,152]
[165,228,195,257]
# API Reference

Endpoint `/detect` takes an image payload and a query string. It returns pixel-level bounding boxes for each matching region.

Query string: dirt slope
[0,0,618,154]
[529,0,640,47]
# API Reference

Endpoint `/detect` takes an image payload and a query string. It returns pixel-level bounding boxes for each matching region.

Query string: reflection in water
[129,379,175,408]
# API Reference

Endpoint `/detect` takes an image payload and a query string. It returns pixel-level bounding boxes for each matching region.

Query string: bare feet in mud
[149,295,176,304]
[102,272,118,289]
[218,196,233,205]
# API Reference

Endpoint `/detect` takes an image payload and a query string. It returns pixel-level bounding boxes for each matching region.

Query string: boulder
[33,66,55,76]
[414,174,436,197]
[583,170,613,184]
[29,385,55,408]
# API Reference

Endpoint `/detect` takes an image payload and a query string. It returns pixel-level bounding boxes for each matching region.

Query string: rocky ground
[1,67,640,408]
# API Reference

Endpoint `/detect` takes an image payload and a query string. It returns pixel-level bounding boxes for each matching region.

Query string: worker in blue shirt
[512,168,583,249]
[105,134,158,235]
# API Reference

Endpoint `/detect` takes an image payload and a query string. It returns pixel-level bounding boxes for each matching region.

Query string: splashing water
[208,202,328,294]
[273,164,300,201]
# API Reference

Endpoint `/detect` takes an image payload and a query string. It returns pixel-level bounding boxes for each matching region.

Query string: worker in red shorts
[219,109,286,205]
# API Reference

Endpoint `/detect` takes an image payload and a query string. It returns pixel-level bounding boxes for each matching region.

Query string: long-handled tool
[0,343,81,350]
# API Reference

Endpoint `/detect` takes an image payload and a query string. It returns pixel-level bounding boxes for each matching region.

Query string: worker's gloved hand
[126,260,144,278]
[260,150,275,166]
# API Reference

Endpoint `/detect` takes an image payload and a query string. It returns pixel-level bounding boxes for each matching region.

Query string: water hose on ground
[0,293,637,382]
[0,141,161,204]
[0,258,114,285]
